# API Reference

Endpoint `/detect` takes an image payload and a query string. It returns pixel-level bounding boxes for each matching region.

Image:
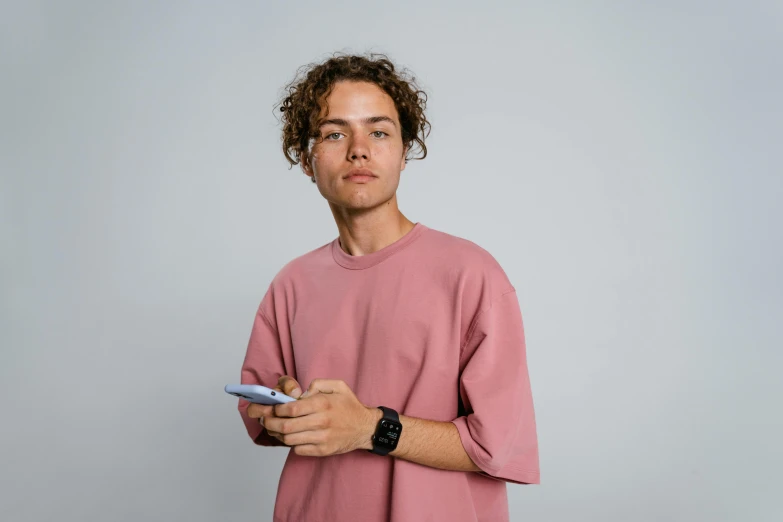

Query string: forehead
[317,81,398,123]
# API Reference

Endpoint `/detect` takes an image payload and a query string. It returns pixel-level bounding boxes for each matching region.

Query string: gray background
[1,1,781,521]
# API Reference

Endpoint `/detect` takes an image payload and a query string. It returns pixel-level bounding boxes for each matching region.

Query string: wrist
[359,406,383,451]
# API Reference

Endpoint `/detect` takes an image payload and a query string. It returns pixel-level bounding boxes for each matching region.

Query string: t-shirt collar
[331,222,427,270]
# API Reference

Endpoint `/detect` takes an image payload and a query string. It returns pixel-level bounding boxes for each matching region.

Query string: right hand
[247,375,303,440]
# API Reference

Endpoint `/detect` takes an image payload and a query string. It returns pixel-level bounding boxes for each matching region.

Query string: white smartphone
[225,384,297,405]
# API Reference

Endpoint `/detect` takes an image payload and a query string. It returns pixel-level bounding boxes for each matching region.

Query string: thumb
[300,385,318,399]
[300,379,340,398]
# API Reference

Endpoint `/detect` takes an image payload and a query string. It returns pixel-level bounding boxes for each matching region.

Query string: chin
[341,200,380,210]
[340,192,389,209]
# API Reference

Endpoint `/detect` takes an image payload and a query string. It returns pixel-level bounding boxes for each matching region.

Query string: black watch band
[367,406,402,456]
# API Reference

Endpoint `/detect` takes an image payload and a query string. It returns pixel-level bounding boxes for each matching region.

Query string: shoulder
[268,240,331,288]
[255,240,332,313]
[423,225,515,300]
[427,226,506,264]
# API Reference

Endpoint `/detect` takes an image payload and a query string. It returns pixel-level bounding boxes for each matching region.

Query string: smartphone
[225,384,297,405]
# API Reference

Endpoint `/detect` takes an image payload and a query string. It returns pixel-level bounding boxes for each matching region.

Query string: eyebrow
[318,115,397,129]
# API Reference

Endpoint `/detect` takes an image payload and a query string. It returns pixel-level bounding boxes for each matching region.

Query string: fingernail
[259,416,265,426]
[300,391,309,399]
[291,388,302,399]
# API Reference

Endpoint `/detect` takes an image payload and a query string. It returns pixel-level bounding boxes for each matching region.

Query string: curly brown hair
[274,52,431,183]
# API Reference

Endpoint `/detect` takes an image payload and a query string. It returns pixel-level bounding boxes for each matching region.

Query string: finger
[247,403,275,419]
[269,431,288,445]
[260,415,278,429]
[274,393,324,418]
[278,375,303,399]
[300,378,343,398]
[264,411,324,435]
[264,426,282,440]
[247,403,261,418]
[272,430,321,447]
[272,384,300,403]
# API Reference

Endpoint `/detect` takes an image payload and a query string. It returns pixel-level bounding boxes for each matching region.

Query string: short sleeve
[450,289,541,484]
[236,288,288,447]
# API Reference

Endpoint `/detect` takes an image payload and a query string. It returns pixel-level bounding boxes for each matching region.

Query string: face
[301,81,408,211]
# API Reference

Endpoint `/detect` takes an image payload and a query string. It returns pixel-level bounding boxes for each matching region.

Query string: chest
[288,277,461,394]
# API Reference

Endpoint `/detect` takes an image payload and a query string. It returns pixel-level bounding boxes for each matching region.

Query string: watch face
[375,419,402,448]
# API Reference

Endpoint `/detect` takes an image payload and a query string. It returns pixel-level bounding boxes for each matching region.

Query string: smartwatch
[368,406,402,456]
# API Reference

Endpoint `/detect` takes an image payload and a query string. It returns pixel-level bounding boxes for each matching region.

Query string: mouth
[344,168,378,183]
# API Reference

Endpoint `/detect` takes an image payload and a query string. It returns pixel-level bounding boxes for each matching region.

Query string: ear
[399,144,409,172]
[300,151,313,177]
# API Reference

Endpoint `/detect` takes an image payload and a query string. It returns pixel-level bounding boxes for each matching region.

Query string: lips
[344,168,377,179]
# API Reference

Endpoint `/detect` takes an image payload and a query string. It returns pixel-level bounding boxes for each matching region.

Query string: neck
[333,213,416,257]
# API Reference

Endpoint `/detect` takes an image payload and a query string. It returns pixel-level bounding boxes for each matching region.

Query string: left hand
[263,379,377,457]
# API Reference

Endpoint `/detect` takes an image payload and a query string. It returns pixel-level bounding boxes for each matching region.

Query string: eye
[372,131,388,138]
[324,132,342,140]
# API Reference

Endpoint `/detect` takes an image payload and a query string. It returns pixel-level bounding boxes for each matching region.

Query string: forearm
[359,408,481,473]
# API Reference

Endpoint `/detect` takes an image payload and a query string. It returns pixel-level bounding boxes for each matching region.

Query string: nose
[347,133,370,161]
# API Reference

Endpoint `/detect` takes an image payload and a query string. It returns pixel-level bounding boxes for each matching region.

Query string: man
[237,52,540,522]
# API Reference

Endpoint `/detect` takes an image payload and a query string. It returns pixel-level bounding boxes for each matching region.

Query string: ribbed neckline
[331,222,427,270]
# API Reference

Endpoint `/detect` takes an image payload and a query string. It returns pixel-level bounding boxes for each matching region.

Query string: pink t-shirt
[237,222,540,521]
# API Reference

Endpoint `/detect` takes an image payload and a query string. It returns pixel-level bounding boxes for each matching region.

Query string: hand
[247,375,303,441]
[263,379,378,457]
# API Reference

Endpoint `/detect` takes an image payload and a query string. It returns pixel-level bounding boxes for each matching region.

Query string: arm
[265,379,536,482]
[358,408,481,473]
[264,379,482,472]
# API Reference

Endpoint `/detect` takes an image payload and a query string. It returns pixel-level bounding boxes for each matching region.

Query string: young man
[237,53,540,522]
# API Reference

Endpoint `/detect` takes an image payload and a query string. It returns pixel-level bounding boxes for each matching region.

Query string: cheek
[311,147,339,165]
[383,140,404,158]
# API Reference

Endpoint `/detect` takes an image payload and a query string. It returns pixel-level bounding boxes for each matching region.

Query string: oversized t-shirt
[236,222,540,522]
